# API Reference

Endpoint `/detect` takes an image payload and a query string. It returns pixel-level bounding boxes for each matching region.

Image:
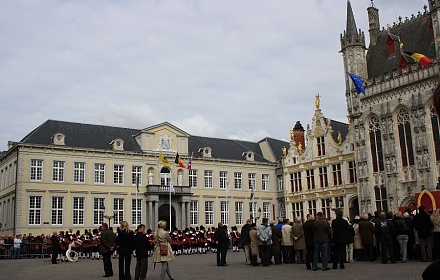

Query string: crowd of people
[1,207,440,279]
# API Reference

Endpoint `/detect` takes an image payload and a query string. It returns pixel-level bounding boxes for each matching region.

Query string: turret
[367,1,380,47]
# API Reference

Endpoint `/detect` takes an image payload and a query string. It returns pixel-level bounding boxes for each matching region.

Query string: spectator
[13,234,22,259]
[393,211,410,263]
[100,223,116,277]
[153,220,175,280]
[376,212,396,264]
[214,222,228,266]
[50,231,60,264]
[303,214,315,270]
[249,223,259,266]
[116,221,134,280]
[331,210,349,269]
[241,219,252,265]
[413,205,434,262]
[346,217,355,263]
[431,209,440,260]
[134,224,150,280]
[292,216,306,264]
[257,217,272,267]
[281,219,294,264]
[313,212,331,271]
[270,220,282,265]
[359,214,375,261]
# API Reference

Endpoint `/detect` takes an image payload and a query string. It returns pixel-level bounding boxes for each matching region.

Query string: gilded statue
[337,131,342,145]
[315,94,320,110]
[282,146,287,157]
[298,142,303,154]
[289,129,294,141]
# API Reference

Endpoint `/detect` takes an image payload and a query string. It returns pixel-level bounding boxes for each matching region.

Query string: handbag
[160,243,168,256]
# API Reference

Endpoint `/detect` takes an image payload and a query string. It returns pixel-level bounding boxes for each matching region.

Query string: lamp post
[102,206,114,229]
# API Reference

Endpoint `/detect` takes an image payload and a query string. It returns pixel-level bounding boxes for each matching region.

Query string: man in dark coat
[241,219,252,265]
[134,224,150,280]
[413,205,434,262]
[270,220,282,265]
[313,212,331,271]
[50,231,60,264]
[214,222,229,266]
[331,210,349,269]
[375,212,396,264]
[303,214,315,270]
[100,223,116,277]
[358,213,375,261]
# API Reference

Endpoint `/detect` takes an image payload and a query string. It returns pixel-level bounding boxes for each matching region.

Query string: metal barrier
[0,242,51,259]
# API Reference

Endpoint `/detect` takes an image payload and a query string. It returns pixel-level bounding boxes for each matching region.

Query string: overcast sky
[0,0,427,151]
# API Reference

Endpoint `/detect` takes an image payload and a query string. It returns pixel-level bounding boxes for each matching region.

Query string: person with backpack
[257,218,272,267]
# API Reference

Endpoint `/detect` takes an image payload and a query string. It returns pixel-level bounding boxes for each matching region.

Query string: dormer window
[242,151,254,161]
[386,35,396,57]
[111,138,124,151]
[52,133,65,146]
[199,147,212,158]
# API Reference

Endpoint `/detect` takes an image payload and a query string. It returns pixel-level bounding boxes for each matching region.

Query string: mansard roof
[329,119,349,142]
[18,120,288,164]
[366,13,435,79]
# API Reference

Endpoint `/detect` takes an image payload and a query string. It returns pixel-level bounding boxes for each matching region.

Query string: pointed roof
[346,0,358,39]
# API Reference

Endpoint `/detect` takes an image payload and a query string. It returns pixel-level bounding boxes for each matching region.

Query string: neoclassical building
[0,120,287,235]
[341,0,440,214]
[281,97,358,221]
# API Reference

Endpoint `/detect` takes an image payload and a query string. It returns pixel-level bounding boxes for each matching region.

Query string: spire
[346,0,358,40]
[340,1,365,51]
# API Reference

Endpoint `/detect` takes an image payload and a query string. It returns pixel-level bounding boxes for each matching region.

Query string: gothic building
[342,0,440,214]
[281,97,358,220]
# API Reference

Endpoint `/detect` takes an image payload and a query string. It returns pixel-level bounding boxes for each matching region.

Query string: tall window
[375,186,388,212]
[30,159,43,181]
[132,199,142,225]
[204,170,213,188]
[248,173,256,190]
[308,200,317,217]
[51,197,63,225]
[74,162,86,183]
[29,196,42,225]
[277,175,284,191]
[369,117,384,172]
[73,197,85,225]
[205,201,214,225]
[321,199,331,219]
[113,198,124,225]
[279,199,286,218]
[94,163,105,184]
[431,106,440,160]
[318,167,328,188]
[52,161,65,182]
[291,172,302,192]
[332,164,342,186]
[348,161,357,183]
[262,174,269,191]
[306,169,315,190]
[249,202,258,220]
[189,169,198,188]
[262,202,270,219]
[292,202,304,222]
[190,201,199,225]
[235,201,244,225]
[220,201,229,225]
[219,171,228,189]
[397,109,414,167]
[93,198,105,225]
[317,136,325,156]
[234,172,243,189]
[131,166,142,185]
[335,196,344,209]
[113,165,124,184]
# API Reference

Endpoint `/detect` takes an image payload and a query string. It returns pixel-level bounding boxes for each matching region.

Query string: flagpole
[136,174,139,225]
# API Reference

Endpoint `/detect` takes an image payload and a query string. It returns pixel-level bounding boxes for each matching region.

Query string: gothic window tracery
[369,117,384,172]
[397,109,414,166]
[430,105,440,160]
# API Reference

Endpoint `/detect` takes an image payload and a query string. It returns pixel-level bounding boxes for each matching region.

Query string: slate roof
[17,120,288,164]
[367,13,435,79]
[323,118,349,143]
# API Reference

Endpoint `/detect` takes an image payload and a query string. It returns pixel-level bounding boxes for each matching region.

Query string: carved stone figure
[391,156,397,172]
[424,150,430,168]
[315,94,320,110]
[148,170,153,185]
[337,131,342,145]
[178,174,183,186]
[386,156,391,172]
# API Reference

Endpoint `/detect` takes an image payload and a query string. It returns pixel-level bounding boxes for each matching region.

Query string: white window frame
[94,163,105,184]
[248,173,256,191]
[262,202,271,219]
[132,198,142,225]
[235,201,244,225]
[262,174,269,191]
[93,198,105,225]
[189,169,198,188]
[113,165,124,184]
[220,201,229,225]
[190,200,199,225]
[73,162,86,183]
[131,166,142,185]
[52,160,65,182]
[204,170,213,188]
[205,201,214,225]
[219,171,228,189]
[73,197,85,225]
[51,196,63,225]
[29,196,42,225]
[30,159,43,181]
[113,198,124,225]
[234,172,243,189]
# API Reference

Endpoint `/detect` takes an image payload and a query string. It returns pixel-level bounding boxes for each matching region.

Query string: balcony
[145,185,192,196]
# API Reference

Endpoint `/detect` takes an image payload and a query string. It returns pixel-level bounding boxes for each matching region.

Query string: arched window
[160,167,171,186]
[430,106,440,161]
[397,109,414,166]
[369,117,384,172]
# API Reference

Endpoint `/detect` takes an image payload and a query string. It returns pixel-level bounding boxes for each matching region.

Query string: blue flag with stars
[348,73,365,95]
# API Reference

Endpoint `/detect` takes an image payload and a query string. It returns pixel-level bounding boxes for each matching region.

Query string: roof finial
[315,94,321,110]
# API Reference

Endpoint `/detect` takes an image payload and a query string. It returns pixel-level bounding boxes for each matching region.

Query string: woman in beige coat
[153,220,175,280]
[292,217,306,264]
[249,223,259,266]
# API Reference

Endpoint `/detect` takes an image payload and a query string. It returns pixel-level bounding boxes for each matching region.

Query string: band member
[50,231,60,264]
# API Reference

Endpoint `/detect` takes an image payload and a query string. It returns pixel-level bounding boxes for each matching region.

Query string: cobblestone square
[0,251,431,280]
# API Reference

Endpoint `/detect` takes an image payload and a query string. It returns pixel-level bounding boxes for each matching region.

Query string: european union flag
[348,73,365,95]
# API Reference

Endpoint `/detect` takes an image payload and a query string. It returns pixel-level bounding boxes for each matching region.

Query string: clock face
[161,138,171,150]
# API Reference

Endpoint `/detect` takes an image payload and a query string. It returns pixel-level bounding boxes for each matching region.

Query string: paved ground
[0,251,432,280]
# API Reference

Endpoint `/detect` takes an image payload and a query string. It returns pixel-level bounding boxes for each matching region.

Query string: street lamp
[102,206,114,229]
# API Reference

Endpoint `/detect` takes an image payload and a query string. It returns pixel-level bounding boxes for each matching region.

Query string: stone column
[181,201,186,229]
[148,201,153,230]
[154,201,159,226]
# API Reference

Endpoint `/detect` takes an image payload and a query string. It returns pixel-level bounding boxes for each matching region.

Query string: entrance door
[158,203,176,231]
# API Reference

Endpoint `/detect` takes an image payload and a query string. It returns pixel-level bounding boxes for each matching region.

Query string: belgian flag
[175,153,186,168]
[403,51,433,67]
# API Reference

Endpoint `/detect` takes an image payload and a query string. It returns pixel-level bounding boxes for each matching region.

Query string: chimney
[292,121,305,149]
